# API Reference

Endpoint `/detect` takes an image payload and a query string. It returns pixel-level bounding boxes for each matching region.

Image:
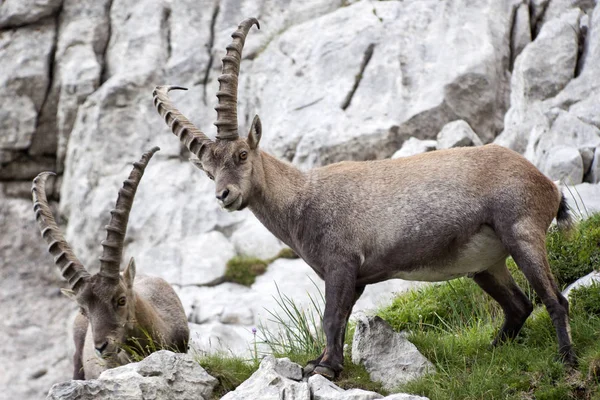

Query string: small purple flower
[252,327,257,335]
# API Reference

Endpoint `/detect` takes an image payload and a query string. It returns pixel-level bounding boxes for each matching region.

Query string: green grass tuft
[273,247,299,260]
[194,353,257,399]
[224,248,299,286]
[224,256,268,286]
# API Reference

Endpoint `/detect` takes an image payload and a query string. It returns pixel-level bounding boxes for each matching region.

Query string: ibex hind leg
[501,226,576,367]
[472,260,533,345]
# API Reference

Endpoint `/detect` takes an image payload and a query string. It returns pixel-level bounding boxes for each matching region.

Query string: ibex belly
[391,226,508,282]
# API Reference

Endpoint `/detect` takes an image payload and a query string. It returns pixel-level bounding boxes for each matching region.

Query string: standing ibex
[32,147,189,380]
[153,18,576,379]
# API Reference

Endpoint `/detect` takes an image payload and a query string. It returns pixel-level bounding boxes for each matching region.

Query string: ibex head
[153,18,262,211]
[32,147,159,361]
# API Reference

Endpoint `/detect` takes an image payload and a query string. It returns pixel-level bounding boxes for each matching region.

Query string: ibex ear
[189,157,204,171]
[61,288,77,301]
[123,257,136,288]
[247,115,262,150]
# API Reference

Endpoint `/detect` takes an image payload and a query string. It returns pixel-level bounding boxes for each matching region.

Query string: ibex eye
[117,297,126,307]
[239,151,248,161]
[207,173,214,180]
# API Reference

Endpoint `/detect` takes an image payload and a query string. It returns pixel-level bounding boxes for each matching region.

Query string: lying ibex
[32,147,189,380]
[153,19,576,378]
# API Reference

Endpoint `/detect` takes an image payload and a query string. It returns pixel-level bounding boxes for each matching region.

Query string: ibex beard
[154,18,576,380]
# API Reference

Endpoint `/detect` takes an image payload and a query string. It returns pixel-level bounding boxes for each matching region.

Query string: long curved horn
[98,147,160,281]
[153,86,213,158]
[214,18,260,141]
[32,172,90,292]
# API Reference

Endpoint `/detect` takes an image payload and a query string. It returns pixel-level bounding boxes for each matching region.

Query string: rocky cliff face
[2,0,600,398]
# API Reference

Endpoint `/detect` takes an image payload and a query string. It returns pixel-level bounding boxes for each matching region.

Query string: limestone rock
[352,316,434,391]
[243,0,517,167]
[563,271,600,299]
[436,120,483,150]
[514,10,580,104]
[189,322,256,357]
[542,146,584,184]
[134,230,235,286]
[0,0,61,28]
[309,375,430,400]
[391,138,437,159]
[46,350,217,400]
[0,197,74,399]
[0,18,55,151]
[496,9,582,154]
[189,283,256,326]
[230,216,285,260]
[310,375,383,400]
[563,183,600,215]
[585,148,600,183]
[221,356,310,400]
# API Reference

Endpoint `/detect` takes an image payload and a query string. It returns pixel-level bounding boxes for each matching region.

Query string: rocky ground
[2,0,600,398]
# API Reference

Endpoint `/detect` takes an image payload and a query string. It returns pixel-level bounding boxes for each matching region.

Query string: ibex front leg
[307,266,359,379]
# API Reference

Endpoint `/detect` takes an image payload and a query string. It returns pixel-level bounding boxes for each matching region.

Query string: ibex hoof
[303,362,317,376]
[312,365,336,380]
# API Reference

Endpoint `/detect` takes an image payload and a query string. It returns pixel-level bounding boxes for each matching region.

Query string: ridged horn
[153,86,213,158]
[32,172,90,292]
[98,147,160,281]
[214,18,260,141]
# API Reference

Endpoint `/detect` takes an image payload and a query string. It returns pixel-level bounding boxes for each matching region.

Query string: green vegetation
[224,256,268,286]
[223,248,298,286]
[377,214,600,400]
[194,353,257,399]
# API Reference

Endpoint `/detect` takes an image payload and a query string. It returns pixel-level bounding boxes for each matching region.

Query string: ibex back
[32,148,189,379]
[153,18,575,379]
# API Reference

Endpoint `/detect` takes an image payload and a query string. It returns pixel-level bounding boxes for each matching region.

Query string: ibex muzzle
[154,18,576,380]
[33,148,189,379]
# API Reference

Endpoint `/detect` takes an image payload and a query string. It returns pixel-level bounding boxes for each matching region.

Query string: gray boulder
[310,374,383,400]
[542,146,584,184]
[352,316,434,391]
[221,356,310,400]
[0,0,61,28]
[230,216,286,260]
[309,374,430,400]
[436,120,483,150]
[391,138,437,159]
[46,351,218,400]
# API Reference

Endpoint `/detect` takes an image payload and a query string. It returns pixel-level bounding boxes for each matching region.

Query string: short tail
[556,192,573,232]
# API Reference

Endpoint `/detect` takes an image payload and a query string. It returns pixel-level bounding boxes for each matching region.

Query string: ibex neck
[249,151,307,246]
[127,294,163,346]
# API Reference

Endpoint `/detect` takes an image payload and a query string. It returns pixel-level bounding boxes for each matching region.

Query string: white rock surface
[0,0,61,28]
[391,138,437,159]
[230,216,286,260]
[221,356,310,400]
[0,18,55,152]
[436,120,483,150]
[189,283,256,325]
[189,322,257,357]
[352,316,435,391]
[563,183,600,216]
[563,271,600,299]
[46,351,218,400]
[310,375,430,400]
[543,146,585,184]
